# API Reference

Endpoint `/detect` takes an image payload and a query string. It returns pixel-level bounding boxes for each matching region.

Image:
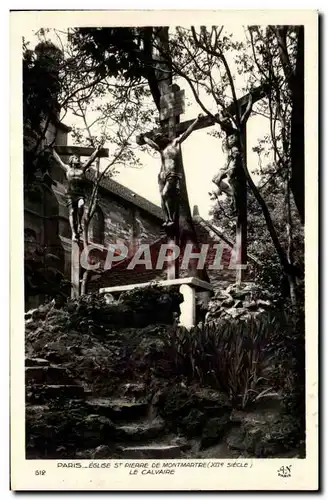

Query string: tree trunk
[153,27,209,282]
[286,177,297,305]
[290,26,305,224]
[177,153,209,281]
[241,152,299,282]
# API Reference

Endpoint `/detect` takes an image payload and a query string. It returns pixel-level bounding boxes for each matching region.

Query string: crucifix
[212,94,253,283]
[137,108,202,229]
[137,28,190,280]
[137,83,268,284]
[52,144,108,298]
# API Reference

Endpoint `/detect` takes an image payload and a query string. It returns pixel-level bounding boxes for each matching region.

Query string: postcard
[10,9,318,491]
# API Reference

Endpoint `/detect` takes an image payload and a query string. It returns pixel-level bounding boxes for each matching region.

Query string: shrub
[161,313,302,410]
[61,285,183,333]
[119,284,183,325]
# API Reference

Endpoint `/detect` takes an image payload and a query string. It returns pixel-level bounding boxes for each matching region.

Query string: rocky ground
[25,298,304,460]
[205,282,273,323]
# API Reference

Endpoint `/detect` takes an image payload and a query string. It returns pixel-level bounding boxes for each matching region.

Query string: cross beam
[54,145,109,158]
[138,83,269,141]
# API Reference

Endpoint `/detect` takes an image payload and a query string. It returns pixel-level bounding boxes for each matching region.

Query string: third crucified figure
[211,95,253,215]
[137,114,203,227]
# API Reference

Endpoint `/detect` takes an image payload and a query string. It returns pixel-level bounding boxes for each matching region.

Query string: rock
[81,414,116,447]
[169,436,191,452]
[25,309,39,321]
[85,398,149,421]
[116,418,165,442]
[201,415,231,449]
[25,357,50,367]
[221,297,234,307]
[234,300,243,308]
[157,386,193,417]
[226,408,298,458]
[244,301,257,310]
[226,284,248,299]
[91,445,113,459]
[139,337,165,355]
[75,450,93,459]
[231,290,249,299]
[104,293,115,304]
[256,308,266,315]
[85,414,113,426]
[225,308,243,319]
[231,407,281,426]
[193,389,232,419]
[179,408,205,437]
[120,444,182,459]
[25,366,72,385]
[26,405,50,416]
[121,382,146,397]
[256,299,272,308]
[226,427,250,451]
[205,310,221,322]
[26,384,85,404]
[25,304,53,322]
[225,284,238,294]
[214,292,230,300]
[44,351,63,363]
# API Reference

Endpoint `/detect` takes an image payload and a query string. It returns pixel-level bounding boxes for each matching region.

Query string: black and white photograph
[10,9,318,491]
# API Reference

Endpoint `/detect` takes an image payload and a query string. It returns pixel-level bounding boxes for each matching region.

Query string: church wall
[24,172,164,308]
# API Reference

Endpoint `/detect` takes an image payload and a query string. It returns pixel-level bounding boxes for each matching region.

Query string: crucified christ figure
[137,114,203,227]
[211,95,253,214]
[52,145,102,242]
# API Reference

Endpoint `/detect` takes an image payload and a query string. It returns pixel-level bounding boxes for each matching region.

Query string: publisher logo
[277,465,292,478]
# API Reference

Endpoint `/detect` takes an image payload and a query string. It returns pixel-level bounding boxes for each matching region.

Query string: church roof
[86,170,164,221]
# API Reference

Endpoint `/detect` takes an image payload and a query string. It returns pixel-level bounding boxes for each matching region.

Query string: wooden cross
[154,27,182,281]
[137,83,268,283]
[54,145,109,158]
[138,84,269,142]
[54,145,109,298]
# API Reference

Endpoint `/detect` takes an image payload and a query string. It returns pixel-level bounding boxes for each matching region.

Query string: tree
[247,25,304,224]
[210,175,304,305]
[23,29,149,185]
[23,39,63,187]
[23,29,154,298]
[69,90,145,294]
[70,27,209,281]
[159,25,303,303]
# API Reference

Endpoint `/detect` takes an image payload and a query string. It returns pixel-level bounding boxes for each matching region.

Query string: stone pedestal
[71,240,80,299]
[100,277,213,329]
[179,284,196,329]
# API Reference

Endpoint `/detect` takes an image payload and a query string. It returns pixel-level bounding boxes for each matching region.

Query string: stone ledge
[99,277,213,294]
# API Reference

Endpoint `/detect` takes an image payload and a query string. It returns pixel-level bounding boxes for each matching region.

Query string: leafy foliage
[23,40,63,185]
[70,28,148,82]
[210,174,304,305]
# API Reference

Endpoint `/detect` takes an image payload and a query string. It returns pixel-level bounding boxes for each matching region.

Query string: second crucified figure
[211,95,253,215]
[52,145,102,242]
[137,114,203,227]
